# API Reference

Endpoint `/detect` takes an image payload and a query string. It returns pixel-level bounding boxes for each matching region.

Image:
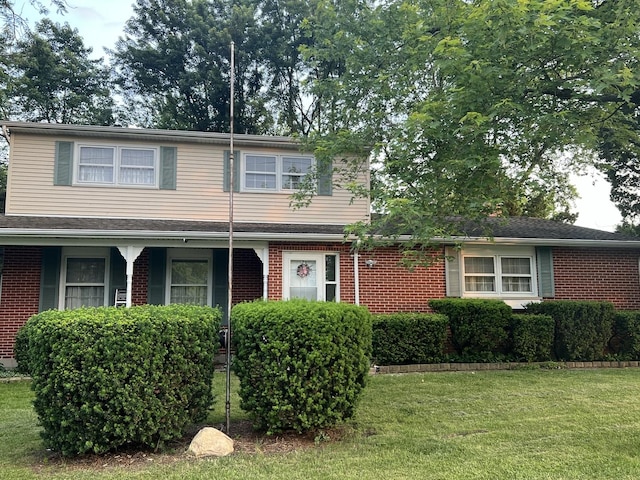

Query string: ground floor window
[167,249,212,306]
[460,247,537,297]
[61,248,109,309]
[283,252,339,301]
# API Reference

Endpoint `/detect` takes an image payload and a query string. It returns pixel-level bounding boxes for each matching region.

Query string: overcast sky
[21,0,624,231]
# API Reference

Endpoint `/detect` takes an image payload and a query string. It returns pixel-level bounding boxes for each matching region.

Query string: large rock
[187,427,234,457]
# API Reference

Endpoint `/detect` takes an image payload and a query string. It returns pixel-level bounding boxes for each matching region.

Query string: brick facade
[0,247,42,358]
[267,243,446,314]
[2,243,640,362]
[552,247,640,310]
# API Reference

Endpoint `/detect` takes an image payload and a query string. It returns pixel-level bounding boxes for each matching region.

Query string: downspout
[353,251,360,305]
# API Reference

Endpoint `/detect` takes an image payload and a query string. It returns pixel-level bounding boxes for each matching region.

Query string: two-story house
[1,121,640,368]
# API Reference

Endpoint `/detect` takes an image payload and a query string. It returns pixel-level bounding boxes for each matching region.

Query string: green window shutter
[536,246,555,298]
[147,247,166,305]
[109,248,127,306]
[39,247,61,311]
[445,246,461,297]
[212,249,229,324]
[160,146,177,190]
[223,150,240,192]
[317,158,333,196]
[54,141,73,186]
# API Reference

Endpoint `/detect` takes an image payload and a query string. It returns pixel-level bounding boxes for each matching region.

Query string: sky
[20,0,624,232]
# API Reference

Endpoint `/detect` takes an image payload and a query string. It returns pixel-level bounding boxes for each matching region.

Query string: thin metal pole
[225,41,235,434]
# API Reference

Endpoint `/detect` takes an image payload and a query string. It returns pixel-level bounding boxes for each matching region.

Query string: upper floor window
[76,145,158,187]
[243,154,314,192]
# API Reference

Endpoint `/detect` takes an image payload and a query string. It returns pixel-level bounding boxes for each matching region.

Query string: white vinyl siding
[6,133,370,224]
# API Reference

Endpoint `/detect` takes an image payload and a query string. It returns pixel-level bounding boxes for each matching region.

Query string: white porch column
[117,246,145,307]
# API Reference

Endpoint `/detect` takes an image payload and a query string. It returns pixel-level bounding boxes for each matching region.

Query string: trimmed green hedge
[610,311,640,359]
[232,300,372,434]
[24,305,220,456]
[371,313,448,365]
[510,314,554,362]
[526,301,614,361]
[429,298,511,358]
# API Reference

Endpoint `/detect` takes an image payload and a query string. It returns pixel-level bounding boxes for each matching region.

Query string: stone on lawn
[187,427,234,457]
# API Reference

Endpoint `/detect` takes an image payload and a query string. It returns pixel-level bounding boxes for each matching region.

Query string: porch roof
[0,215,638,248]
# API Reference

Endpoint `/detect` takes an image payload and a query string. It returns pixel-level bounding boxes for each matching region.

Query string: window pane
[282,157,312,174]
[502,277,532,292]
[172,260,208,284]
[119,148,155,185]
[464,276,495,292]
[325,284,337,302]
[246,173,276,189]
[325,255,336,282]
[66,258,105,283]
[170,286,208,305]
[246,155,276,172]
[501,257,531,275]
[65,286,104,309]
[464,257,494,274]
[289,260,317,300]
[170,260,208,305]
[78,147,114,183]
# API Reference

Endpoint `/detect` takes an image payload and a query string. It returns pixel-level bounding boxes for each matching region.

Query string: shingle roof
[0,215,636,245]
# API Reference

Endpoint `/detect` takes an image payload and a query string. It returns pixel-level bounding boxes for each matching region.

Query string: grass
[3,368,640,478]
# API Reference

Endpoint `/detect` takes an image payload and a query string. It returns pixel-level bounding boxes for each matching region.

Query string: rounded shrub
[510,314,554,362]
[232,300,372,434]
[27,304,220,456]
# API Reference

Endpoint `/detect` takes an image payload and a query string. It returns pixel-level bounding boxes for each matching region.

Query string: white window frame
[460,246,538,299]
[282,252,340,301]
[74,143,159,188]
[242,153,315,193]
[59,247,110,310]
[165,249,213,306]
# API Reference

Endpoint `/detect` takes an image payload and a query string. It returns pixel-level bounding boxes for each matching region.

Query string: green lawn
[3,368,640,479]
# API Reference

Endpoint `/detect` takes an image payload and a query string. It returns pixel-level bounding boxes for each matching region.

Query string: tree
[1,0,67,39]
[299,0,640,259]
[112,0,270,133]
[7,18,115,124]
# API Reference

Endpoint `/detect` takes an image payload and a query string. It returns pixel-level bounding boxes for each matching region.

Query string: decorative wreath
[296,262,312,278]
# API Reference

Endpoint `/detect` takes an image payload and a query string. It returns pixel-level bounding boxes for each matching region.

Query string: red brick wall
[0,247,42,358]
[268,243,446,314]
[233,248,263,304]
[552,247,640,309]
[132,248,149,305]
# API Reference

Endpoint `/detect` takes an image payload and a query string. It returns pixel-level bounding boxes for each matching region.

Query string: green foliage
[8,19,115,124]
[526,301,615,361]
[232,300,372,435]
[429,298,511,359]
[26,305,220,456]
[510,314,554,362]
[371,313,447,365]
[609,311,640,360]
